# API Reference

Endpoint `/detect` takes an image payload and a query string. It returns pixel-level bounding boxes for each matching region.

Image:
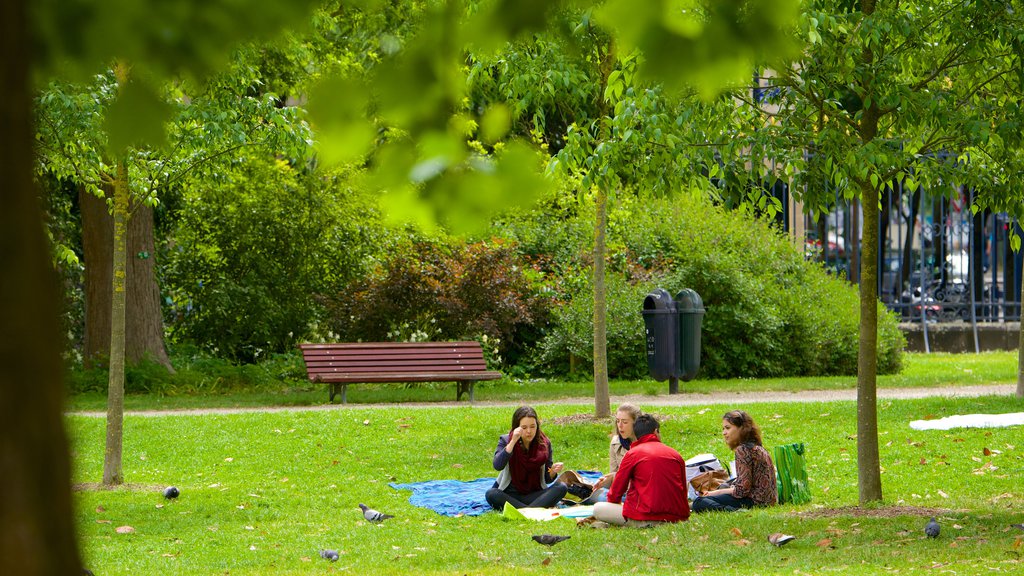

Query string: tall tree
[0,0,82,571]
[731,0,1024,501]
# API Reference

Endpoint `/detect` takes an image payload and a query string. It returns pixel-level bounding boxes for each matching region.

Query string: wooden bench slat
[305,358,489,366]
[298,341,501,403]
[310,371,502,383]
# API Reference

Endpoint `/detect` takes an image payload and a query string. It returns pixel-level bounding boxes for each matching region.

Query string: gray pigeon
[163,486,179,499]
[1012,523,1024,530]
[359,503,394,522]
[532,534,571,546]
[319,549,339,562]
[925,517,940,538]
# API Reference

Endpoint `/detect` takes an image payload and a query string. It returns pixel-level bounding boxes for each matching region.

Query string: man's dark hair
[633,413,659,438]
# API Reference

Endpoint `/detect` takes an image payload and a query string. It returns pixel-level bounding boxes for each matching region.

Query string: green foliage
[162,156,388,362]
[326,238,554,367]
[538,270,653,379]
[501,191,903,379]
[67,345,306,396]
[651,195,904,378]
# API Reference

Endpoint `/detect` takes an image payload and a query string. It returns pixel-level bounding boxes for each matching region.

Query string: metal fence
[766,179,1023,350]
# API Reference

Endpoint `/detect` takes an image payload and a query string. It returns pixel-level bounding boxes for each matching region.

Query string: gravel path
[70,383,1017,417]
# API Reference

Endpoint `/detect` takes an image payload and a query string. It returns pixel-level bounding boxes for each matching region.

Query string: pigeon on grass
[767,533,796,547]
[924,517,940,538]
[532,534,571,546]
[163,486,179,499]
[1011,523,1024,531]
[359,503,394,523]
[319,549,340,562]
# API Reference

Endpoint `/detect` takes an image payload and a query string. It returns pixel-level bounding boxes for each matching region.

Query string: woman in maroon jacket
[485,406,566,510]
[691,409,778,513]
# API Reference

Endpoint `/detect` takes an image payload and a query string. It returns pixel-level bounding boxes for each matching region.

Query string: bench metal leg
[328,383,348,404]
[456,382,476,402]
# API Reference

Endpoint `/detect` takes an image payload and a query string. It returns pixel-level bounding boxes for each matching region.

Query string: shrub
[538,269,653,379]
[325,238,554,368]
[502,190,904,379]
[162,157,390,362]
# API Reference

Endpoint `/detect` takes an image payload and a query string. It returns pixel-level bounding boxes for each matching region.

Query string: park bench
[298,341,502,403]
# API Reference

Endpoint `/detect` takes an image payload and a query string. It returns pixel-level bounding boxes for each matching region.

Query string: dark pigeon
[925,517,940,538]
[163,486,179,499]
[1012,523,1024,530]
[319,549,339,562]
[359,503,394,522]
[532,534,571,546]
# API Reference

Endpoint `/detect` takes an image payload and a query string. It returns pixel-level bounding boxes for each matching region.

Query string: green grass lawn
[69,393,1024,575]
[65,351,1019,412]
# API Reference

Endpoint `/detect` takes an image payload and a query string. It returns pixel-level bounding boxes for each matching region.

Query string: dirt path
[69,383,1017,417]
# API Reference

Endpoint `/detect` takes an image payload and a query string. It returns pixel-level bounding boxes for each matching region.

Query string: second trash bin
[674,288,705,382]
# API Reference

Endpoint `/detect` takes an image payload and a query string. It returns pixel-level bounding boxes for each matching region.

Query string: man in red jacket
[592,413,689,526]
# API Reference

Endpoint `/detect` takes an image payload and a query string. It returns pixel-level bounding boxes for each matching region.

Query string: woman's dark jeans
[486,483,568,510]
[691,493,755,513]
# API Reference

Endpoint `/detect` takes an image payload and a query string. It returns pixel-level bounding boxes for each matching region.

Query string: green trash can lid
[674,288,704,312]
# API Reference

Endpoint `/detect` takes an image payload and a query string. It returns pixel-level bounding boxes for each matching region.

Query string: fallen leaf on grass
[731,539,751,546]
[816,538,832,548]
[95,506,105,513]
[730,527,743,537]
[973,461,996,474]
[115,526,135,534]
[938,490,949,498]
[541,557,551,566]
[984,447,992,456]
[1014,537,1022,550]
[96,520,111,524]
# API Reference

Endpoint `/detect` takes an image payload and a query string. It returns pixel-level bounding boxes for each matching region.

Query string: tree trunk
[103,160,129,486]
[856,176,882,503]
[81,185,172,370]
[0,0,84,570]
[592,185,610,418]
[1018,262,1024,397]
[855,0,883,501]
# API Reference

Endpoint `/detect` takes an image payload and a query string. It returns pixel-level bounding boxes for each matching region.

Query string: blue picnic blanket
[389,471,602,517]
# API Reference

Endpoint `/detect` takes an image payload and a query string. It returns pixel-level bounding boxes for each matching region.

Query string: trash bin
[641,288,677,381]
[674,288,704,382]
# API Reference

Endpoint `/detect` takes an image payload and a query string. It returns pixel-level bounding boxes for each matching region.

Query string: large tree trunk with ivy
[102,160,129,486]
[81,185,172,371]
[0,0,84,570]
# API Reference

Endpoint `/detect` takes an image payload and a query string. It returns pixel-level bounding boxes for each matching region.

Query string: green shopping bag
[773,443,811,505]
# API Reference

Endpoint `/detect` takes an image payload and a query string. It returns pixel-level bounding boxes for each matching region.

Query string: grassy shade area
[65,351,1019,412]
[69,394,1024,575]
